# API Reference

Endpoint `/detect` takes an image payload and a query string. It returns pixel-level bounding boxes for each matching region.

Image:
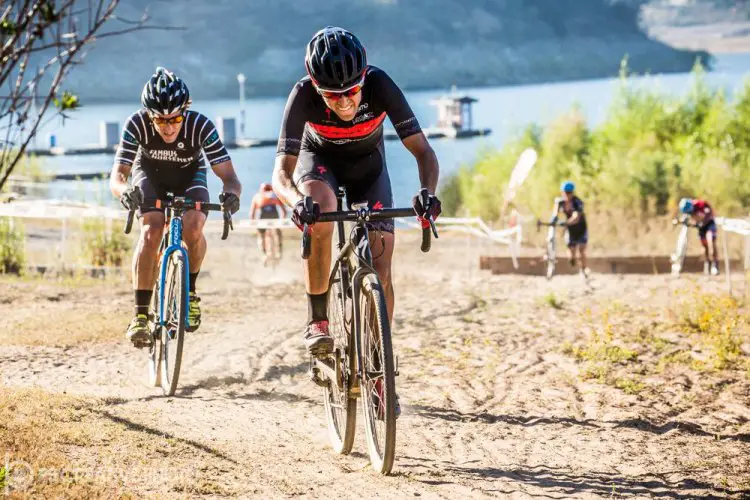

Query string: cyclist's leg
[567,243,577,267]
[294,152,340,353]
[708,222,719,264]
[272,226,282,258]
[129,171,165,343]
[577,231,588,271]
[181,170,210,281]
[132,168,166,290]
[256,228,266,253]
[699,226,710,263]
[345,150,396,323]
[579,243,588,272]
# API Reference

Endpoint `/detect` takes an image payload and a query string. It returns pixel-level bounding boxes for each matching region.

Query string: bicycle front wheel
[359,273,396,474]
[147,281,162,388]
[160,252,187,396]
[546,242,556,280]
[322,275,357,454]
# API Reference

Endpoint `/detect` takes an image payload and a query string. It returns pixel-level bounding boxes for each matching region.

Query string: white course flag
[505,148,538,203]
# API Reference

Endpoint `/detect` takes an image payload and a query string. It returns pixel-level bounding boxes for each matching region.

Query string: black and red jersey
[692,199,715,222]
[276,66,421,158]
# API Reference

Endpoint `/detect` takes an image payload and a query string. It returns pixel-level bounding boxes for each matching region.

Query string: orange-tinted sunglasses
[318,84,363,101]
[316,74,366,101]
[150,114,185,126]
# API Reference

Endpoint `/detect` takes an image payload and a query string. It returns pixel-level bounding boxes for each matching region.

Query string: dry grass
[0,388,131,497]
[562,288,750,395]
[0,388,240,497]
[0,276,130,346]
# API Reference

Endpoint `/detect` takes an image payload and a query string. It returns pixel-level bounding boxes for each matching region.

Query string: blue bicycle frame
[157,216,191,327]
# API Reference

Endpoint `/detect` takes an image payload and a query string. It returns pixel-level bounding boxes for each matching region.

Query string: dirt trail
[1,233,748,498]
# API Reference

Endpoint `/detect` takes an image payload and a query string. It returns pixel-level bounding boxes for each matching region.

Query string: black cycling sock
[134,289,153,316]
[307,293,328,324]
[189,272,199,293]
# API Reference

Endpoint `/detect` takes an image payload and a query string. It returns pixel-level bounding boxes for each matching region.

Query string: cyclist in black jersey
[109,67,242,347]
[272,27,442,366]
[552,181,589,277]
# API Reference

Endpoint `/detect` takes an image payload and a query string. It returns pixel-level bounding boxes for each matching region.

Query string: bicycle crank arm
[312,358,338,387]
[308,363,329,388]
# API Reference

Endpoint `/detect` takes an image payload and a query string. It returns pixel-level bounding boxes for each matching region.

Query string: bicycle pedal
[308,366,329,388]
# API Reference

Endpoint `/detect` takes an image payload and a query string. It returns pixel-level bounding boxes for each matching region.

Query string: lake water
[35,53,750,210]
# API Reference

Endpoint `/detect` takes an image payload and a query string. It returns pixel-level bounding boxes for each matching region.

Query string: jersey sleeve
[276,81,310,156]
[374,70,421,140]
[197,116,231,165]
[114,113,143,166]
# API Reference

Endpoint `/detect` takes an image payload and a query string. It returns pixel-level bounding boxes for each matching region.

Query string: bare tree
[0,0,154,191]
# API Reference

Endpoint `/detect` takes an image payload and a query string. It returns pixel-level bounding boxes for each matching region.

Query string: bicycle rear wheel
[160,252,187,396]
[322,275,357,454]
[359,273,396,474]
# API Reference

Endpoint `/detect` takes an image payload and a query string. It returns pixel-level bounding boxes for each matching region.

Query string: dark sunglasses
[150,113,185,126]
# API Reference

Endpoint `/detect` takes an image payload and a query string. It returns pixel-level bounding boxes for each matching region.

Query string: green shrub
[0,217,25,274]
[442,59,750,220]
[82,218,131,267]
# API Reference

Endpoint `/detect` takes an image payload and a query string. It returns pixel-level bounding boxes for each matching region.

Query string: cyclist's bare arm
[568,211,582,225]
[249,198,259,219]
[272,154,304,207]
[109,163,132,199]
[211,160,242,196]
[402,133,439,193]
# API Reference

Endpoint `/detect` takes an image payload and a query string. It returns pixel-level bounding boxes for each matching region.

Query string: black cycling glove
[291,196,320,230]
[412,189,441,228]
[219,192,240,214]
[120,185,144,211]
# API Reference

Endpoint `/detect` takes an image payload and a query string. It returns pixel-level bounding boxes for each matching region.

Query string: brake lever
[428,216,439,239]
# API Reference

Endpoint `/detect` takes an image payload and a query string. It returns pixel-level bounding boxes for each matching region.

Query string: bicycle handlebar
[536,219,567,231]
[300,202,438,259]
[124,198,233,240]
[672,217,699,228]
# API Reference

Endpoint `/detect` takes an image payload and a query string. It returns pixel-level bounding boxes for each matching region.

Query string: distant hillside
[64,0,708,102]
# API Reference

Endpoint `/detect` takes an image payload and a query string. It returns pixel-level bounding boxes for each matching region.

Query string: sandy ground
[1,230,749,498]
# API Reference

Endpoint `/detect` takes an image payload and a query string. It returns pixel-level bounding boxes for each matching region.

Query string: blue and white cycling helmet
[679,198,693,214]
[561,181,575,193]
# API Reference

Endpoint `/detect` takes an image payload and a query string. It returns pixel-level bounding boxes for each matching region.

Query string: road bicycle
[124,194,232,396]
[302,188,437,475]
[536,219,567,280]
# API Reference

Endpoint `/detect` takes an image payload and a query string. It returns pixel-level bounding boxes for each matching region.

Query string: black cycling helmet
[141,67,190,115]
[305,26,367,91]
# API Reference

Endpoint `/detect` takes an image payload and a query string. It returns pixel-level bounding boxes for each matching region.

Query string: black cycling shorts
[132,165,209,216]
[293,147,394,233]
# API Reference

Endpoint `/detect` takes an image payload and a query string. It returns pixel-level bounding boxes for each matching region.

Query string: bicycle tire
[322,275,357,454]
[160,252,187,396]
[147,280,162,388]
[546,241,556,280]
[359,273,396,474]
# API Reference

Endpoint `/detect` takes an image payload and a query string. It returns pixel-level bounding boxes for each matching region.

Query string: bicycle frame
[157,212,191,326]
[315,200,376,396]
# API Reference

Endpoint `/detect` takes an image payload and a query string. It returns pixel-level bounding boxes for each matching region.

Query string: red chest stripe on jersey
[309,112,386,139]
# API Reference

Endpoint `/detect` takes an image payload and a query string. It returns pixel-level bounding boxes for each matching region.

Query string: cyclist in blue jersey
[109,67,242,347]
[552,181,589,277]
[272,27,441,361]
